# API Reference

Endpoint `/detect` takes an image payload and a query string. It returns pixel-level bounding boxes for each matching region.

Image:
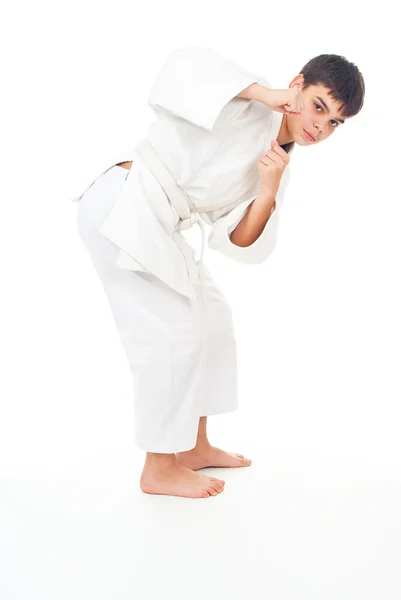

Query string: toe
[211,478,225,486]
[209,479,223,491]
[234,453,252,465]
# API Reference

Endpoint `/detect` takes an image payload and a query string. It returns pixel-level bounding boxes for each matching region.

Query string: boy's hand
[263,85,305,115]
[257,140,290,198]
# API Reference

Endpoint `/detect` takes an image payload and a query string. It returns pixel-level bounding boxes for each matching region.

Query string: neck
[276,114,293,146]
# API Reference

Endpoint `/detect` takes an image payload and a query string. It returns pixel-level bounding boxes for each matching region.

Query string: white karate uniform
[73,46,294,453]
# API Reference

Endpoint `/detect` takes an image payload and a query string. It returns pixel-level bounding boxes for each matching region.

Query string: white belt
[132,138,207,310]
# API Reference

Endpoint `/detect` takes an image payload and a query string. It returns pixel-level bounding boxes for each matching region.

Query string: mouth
[303,130,316,142]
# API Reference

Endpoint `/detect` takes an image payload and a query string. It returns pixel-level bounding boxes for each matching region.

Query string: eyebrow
[316,96,345,124]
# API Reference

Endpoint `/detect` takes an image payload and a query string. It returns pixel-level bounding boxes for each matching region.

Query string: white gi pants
[77,165,239,453]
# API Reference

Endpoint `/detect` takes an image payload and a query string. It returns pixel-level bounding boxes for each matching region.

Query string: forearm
[236,82,271,104]
[229,193,276,247]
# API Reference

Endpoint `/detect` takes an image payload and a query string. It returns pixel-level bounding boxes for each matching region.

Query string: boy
[76,47,364,498]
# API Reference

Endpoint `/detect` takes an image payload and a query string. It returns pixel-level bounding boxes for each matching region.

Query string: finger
[261,154,284,168]
[259,155,276,167]
[266,149,281,162]
[284,97,301,114]
[266,149,286,166]
[271,139,289,156]
[285,98,301,114]
[284,104,299,114]
[270,143,290,162]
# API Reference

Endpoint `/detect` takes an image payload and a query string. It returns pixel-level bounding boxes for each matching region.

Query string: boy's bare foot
[140,461,225,499]
[176,445,252,471]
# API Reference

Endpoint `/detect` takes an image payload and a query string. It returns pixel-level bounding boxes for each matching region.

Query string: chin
[291,134,306,147]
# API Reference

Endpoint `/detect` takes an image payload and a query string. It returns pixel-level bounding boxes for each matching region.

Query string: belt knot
[179,213,200,230]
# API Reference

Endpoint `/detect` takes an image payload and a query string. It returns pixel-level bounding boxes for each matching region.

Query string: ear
[291,74,304,89]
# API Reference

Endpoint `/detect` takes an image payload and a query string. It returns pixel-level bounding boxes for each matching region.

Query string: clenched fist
[263,86,305,114]
[257,140,290,198]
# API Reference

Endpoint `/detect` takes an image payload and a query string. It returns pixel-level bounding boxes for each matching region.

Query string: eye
[314,103,339,128]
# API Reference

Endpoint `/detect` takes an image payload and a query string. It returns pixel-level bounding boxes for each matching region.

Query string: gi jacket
[70,46,294,299]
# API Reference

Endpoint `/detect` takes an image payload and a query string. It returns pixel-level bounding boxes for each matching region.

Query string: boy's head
[279,53,365,148]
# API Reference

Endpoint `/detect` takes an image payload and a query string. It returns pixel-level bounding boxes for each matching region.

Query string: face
[285,75,347,146]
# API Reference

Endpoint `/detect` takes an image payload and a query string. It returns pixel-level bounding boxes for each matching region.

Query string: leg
[195,416,210,447]
[176,268,252,470]
[176,416,252,470]
[77,169,225,498]
[78,169,206,453]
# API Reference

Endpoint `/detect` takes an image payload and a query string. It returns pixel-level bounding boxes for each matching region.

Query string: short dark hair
[299,54,365,119]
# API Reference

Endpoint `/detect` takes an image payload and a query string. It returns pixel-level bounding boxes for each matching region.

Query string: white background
[1,1,400,598]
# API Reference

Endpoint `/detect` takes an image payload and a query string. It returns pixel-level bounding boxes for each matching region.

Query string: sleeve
[207,148,293,264]
[207,196,280,264]
[147,45,264,132]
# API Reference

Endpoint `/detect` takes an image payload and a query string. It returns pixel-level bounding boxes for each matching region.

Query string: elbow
[229,226,263,249]
[229,231,249,248]
[225,233,276,264]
